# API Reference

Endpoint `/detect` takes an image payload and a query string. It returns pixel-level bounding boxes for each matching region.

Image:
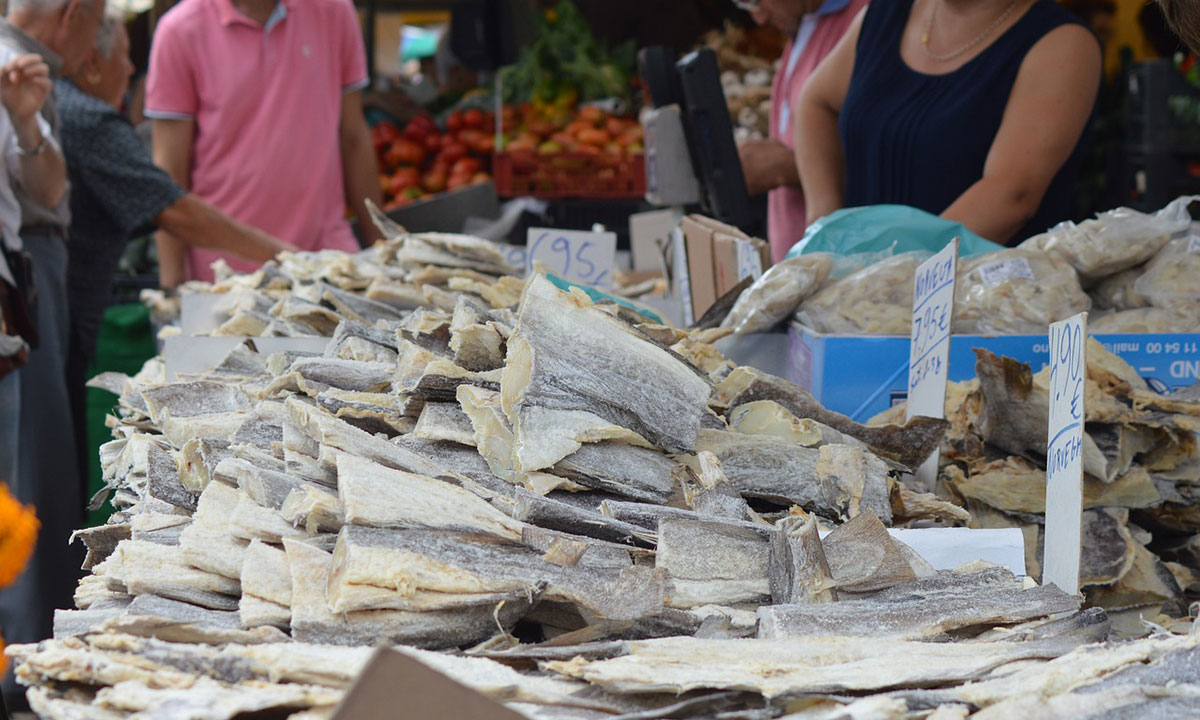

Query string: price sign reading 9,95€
[906,238,959,488]
[527,228,617,289]
[1043,312,1088,596]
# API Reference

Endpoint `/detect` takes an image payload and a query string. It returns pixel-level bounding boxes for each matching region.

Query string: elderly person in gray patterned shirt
[57,9,292,489]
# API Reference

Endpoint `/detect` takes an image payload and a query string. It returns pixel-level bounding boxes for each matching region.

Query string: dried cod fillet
[240,540,292,608]
[503,275,712,470]
[329,525,663,621]
[952,457,1160,513]
[71,523,131,571]
[285,537,528,648]
[337,453,523,540]
[94,595,286,645]
[543,634,1080,698]
[285,357,394,393]
[230,491,307,544]
[281,485,344,534]
[548,442,678,504]
[717,366,946,469]
[450,298,508,371]
[412,401,477,446]
[511,489,653,547]
[759,568,1080,640]
[656,516,771,608]
[178,481,249,580]
[695,430,891,522]
[821,510,917,593]
[98,539,240,610]
[93,678,341,720]
[768,514,836,604]
[140,380,253,422]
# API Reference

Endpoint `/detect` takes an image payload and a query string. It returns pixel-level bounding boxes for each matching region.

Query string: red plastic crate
[493,151,646,199]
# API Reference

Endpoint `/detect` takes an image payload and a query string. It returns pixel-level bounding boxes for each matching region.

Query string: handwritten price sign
[906,239,959,488]
[527,228,617,288]
[1043,312,1087,595]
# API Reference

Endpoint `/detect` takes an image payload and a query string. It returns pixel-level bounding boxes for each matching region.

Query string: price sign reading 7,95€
[526,228,617,288]
[906,238,959,489]
[1043,312,1088,596]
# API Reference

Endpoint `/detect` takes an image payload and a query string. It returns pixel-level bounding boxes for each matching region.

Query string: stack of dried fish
[9,231,1200,719]
[875,340,1200,635]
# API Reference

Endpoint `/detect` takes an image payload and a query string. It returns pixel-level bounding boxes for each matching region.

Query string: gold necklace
[922,0,1022,64]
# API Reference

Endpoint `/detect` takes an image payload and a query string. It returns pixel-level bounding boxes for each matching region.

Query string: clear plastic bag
[721,254,834,334]
[1134,234,1200,321]
[1089,265,1150,311]
[953,249,1090,334]
[1091,308,1200,334]
[795,252,930,335]
[1019,196,1198,281]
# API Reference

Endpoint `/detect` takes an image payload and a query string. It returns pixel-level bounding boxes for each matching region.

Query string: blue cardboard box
[787,324,1200,423]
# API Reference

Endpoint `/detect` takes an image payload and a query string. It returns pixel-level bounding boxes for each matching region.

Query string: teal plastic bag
[784,205,1003,261]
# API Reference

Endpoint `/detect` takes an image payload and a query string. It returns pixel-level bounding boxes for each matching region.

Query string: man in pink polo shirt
[736,0,867,262]
[145,0,383,285]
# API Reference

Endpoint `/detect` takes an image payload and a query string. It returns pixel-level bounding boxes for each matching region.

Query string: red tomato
[452,157,482,177]
[446,110,463,133]
[403,114,435,142]
[474,135,495,155]
[423,169,448,194]
[423,133,442,154]
[441,142,469,164]
[463,108,485,129]
[387,139,426,168]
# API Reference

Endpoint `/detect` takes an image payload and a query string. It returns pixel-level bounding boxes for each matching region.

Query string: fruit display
[499,0,636,110]
[703,24,780,143]
[371,112,494,210]
[494,104,646,199]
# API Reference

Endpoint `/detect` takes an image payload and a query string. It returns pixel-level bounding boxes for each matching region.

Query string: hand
[738,138,793,196]
[0,54,51,127]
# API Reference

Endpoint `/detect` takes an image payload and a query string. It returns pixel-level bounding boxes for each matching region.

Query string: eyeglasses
[733,0,759,10]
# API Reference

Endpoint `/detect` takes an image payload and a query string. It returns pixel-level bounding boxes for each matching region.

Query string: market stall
[8,2,1200,719]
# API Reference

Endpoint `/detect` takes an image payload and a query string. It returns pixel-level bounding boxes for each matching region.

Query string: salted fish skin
[696,430,892,523]
[655,516,772,608]
[286,537,530,649]
[335,525,664,621]
[768,514,836,605]
[412,401,477,446]
[507,275,712,458]
[550,442,678,504]
[511,489,653,547]
[820,509,916,593]
[105,539,241,611]
[139,380,253,423]
[546,633,1086,700]
[758,578,1080,641]
[70,523,131,571]
[286,357,394,394]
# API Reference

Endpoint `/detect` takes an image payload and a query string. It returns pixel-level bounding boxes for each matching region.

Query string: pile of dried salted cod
[8,235,1196,720]
[875,340,1200,637]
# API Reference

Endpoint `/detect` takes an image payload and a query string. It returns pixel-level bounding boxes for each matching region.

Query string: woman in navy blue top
[794,0,1101,245]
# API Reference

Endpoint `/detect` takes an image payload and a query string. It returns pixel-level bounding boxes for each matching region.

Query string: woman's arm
[794,8,866,225]
[941,24,1101,244]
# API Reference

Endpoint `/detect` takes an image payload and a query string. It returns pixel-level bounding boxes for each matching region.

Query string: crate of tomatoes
[371,110,494,210]
[493,105,645,199]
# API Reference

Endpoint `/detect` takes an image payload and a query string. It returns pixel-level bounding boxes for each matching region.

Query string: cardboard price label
[527,228,617,288]
[906,238,959,488]
[1043,312,1088,595]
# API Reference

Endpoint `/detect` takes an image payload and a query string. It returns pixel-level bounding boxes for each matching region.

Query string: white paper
[1188,233,1200,254]
[735,239,763,282]
[817,527,1026,577]
[629,209,678,272]
[527,227,617,288]
[977,257,1035,286]
[492,242,529,273]
[164,336,329,380]
[906,238,958,487]
[1043,312,1088,595]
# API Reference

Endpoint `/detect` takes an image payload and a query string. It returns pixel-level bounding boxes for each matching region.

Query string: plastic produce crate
[493,151,646,199]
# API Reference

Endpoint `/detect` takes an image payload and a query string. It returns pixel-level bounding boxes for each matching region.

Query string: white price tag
[906,238,958,489]
[527,227,617,288]
[1043,312,1088,596]
[1188,232,1200,253]
[977,257,1035,287]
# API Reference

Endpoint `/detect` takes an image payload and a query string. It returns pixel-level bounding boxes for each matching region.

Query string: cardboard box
[332,647,525,720]
[784,324,1200,423]
[712,233,740,297]
[681,215,718,319]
